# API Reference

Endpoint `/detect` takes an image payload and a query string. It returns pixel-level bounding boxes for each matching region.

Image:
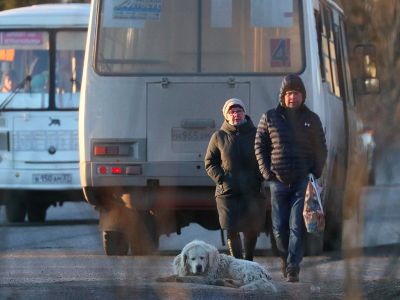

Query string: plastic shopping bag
[303,174,325,234]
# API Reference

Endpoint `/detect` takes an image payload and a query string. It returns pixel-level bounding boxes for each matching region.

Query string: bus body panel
[0,111,79,190]
[147,81,250,162]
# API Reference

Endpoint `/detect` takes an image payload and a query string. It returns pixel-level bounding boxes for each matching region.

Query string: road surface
[0,196,399,299]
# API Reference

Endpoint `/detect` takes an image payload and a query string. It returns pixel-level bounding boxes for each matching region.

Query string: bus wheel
[304,232,324,256]
[5,200,26,223]
[130,211,159,255]
[102,231,129,256]
[27,205,48,223]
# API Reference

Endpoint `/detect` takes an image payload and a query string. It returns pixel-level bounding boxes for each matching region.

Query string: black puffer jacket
[204,116,265,231]
[254,104,327,184]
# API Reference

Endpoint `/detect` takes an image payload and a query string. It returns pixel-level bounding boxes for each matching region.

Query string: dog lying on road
[157,240,276,292]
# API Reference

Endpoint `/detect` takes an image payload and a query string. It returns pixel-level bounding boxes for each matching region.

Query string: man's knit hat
[222,98,246,119]
[279,74,306,105]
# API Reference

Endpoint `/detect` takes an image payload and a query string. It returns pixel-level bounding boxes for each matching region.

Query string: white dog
[158,240,276,293]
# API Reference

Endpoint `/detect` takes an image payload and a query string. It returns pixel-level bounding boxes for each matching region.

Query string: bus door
[147,81,250,163]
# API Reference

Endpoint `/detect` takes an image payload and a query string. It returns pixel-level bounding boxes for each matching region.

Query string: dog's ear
[173,253,188,276]
[183,254,190,274]
[206,247,219,275]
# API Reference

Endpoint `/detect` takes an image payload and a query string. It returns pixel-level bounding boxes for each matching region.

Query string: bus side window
[314,9,325,82]
[332,13,352,104]
[317,4,342,98]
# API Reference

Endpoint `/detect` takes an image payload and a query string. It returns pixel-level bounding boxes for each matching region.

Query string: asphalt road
[0,196,399,299]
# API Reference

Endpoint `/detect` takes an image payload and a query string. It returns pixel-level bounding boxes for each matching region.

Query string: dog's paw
[214,278,241,288]
[156,275,179,282]
[214,279,226,286]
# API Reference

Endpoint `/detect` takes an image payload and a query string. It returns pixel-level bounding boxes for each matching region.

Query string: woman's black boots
[244,232,258,261]
[227,231,243,259]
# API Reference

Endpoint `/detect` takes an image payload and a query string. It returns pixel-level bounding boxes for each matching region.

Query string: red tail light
[96,165,141,175]
[98,166,107,174]
[111,167,122,174]
[94,145,119,156]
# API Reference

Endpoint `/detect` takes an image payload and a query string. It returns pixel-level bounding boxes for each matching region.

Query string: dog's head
[173,240,219,276]
[184,244,209,275]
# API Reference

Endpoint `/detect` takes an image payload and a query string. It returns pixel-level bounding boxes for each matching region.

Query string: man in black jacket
[254,74,327,282]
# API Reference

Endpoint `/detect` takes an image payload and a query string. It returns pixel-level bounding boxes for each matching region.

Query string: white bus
[0,4,89,222]
[80,0,378,255]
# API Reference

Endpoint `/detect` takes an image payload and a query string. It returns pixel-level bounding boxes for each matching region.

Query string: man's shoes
[287,269,299,282]
[280,258,288,278]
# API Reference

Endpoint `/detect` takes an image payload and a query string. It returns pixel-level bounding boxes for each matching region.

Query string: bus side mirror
[353,44,380,95]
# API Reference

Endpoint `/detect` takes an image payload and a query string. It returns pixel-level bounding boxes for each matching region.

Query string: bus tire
[27,205,47,223]
[5,200,26,223]
[130,211,159,255]
[102,231,129,256]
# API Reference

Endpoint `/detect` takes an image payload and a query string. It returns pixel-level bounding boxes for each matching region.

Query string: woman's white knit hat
[222,98,246,119]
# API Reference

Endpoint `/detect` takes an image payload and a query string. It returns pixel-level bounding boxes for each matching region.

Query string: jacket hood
[279,74,306,106]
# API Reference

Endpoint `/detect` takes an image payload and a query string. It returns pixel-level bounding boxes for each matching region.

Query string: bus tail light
[93,143,131,156]
[98,165,107,174]
[96,165,142,175]
[125,165,141,175]
[111,167,122,174]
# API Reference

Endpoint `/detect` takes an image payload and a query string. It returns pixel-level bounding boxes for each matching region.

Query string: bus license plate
[33,173,72,184]
[172,128,215,142]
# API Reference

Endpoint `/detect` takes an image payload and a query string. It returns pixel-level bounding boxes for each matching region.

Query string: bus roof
[0,3,89,29]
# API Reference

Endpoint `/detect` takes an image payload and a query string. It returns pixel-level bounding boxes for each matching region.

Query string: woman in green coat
[204,98,266,261]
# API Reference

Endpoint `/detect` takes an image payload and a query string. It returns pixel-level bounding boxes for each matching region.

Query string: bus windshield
[0,30,86,110]
[96,0,303,75]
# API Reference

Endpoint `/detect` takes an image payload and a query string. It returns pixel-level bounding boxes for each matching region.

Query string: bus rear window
[95,0,304,75]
